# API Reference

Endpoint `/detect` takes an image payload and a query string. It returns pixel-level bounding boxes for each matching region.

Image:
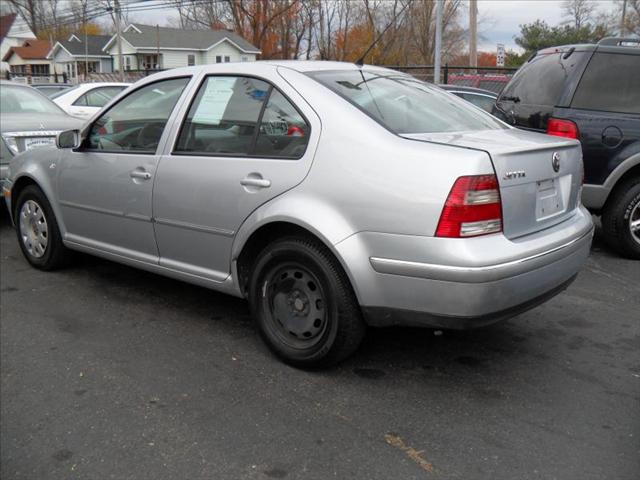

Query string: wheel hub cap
[19,200,48,258]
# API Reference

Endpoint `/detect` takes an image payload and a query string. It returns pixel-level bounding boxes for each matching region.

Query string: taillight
[546,118,579,139]
[435,174,503,238]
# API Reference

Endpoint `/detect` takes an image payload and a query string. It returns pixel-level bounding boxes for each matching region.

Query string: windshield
[50,84,80,99]
[308,70,506,134]
[1,85,65,115]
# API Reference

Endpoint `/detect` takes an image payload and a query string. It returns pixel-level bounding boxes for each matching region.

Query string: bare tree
[562,0,596,28]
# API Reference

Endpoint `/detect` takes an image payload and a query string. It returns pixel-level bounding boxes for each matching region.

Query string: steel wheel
[261,263,328,350]
[629,201,640,246]
[19,199,48,258]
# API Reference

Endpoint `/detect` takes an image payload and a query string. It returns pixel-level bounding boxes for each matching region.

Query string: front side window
[86,77,189,153]
[175,76,309,158]
[571,53,640,114]
[309,70,505,134]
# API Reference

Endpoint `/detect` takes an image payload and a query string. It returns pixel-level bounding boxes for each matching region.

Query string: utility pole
[469,0,477,71]
[620,0,627,36]
[434,0,443,84]
[83,0,89,82]
[115,0,124,81]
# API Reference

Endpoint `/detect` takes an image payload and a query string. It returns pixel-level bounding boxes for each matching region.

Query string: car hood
[1,112,85,134]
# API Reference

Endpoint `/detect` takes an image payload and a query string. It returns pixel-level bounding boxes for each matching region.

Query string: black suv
[493,37,640,259]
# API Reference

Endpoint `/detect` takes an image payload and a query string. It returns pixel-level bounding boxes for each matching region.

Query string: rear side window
[501,52,586,106]
[571,53,640,114]
[175,76,309,158]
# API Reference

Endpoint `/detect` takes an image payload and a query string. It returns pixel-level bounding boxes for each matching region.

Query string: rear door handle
[130,169,152,180]
[240,177,271,188]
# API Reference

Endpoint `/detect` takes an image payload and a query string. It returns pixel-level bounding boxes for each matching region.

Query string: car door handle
[130,170,152,180]
[240,177,271,188]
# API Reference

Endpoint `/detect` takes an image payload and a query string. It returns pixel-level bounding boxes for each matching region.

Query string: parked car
[52,82,130,119]
[440,85,497,113]
[447,73,510,94]
[3,62,593,367]
[32,83,73,98]
[493,37,640,258]
[0,81,83,188]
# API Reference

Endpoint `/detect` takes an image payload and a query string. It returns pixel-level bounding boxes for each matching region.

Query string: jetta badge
[552,152,561,172]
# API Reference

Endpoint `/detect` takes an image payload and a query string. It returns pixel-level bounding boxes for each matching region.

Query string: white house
[47,34,113,82]
[0,12,37,74]
[102,24,261,71]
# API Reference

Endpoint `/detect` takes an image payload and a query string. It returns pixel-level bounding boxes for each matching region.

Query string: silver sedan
[2,62,594,367]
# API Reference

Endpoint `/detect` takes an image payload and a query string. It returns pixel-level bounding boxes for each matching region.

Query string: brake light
[546,118,579,139]
[435,175,503,238]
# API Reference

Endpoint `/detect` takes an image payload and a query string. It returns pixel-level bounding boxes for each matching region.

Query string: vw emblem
[552,152,561,173]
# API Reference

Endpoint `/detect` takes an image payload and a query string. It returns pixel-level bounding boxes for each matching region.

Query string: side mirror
[56,129,80,149]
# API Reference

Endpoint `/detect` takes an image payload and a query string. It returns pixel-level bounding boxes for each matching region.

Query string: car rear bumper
[335,205,594,328]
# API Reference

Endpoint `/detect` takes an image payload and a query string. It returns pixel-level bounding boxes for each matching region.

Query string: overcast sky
[123,0,621,53]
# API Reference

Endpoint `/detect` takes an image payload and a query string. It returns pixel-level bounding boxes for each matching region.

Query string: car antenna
[355,1,412,67]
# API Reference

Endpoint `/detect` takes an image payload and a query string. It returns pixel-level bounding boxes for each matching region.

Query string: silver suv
[3,62,594,367]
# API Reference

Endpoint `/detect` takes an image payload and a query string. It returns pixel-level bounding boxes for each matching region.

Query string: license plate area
[24,137,55,151]
[536,177,566,220]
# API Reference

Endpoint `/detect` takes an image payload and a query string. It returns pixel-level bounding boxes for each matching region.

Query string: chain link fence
[383,65,518,94]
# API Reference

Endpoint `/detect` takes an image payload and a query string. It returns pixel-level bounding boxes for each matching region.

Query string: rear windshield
[0,84,64,114]
[500,52,587,106]
[308,70,506,134]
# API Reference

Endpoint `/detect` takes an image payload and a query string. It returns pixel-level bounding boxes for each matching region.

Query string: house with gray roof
[102,24,261,72]
[47,33,113,81]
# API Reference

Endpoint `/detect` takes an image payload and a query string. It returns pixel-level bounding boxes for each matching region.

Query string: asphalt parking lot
[0,206,638,480]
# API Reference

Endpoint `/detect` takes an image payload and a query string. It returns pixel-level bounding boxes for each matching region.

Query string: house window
[31,64,50,75]
[66,63,75,78]
[87,61,100,73]
[215,55,222,63]
[241,56,248,62]
[224,56,231,63]
[187,54,195,66]
[143,54,159,70]
[124,56,132,71]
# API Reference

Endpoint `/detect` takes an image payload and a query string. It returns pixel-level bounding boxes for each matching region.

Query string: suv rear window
[571,53,640,114]
[501,52,586,106]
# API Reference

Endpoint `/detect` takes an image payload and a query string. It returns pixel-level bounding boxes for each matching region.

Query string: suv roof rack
[598,37,640,47]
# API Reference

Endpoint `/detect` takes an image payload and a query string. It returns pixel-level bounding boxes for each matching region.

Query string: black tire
[14,185,71,270]
[602,177,640,260]
[248,236,366,368]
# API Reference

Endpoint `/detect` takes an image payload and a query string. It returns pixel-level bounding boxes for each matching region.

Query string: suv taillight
[435,175,503,238]
[546,118,579,139]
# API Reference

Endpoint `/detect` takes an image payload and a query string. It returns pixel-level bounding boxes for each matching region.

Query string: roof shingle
[58,34,112,56]
[109,24,260,53]
[3,39,51,62]
[0,13,17,42]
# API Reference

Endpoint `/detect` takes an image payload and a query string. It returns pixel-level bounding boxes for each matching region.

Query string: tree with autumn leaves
[175,0,468,65]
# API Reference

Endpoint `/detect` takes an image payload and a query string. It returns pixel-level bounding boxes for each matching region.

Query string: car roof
[141,60,400,81]
[536,37,640,56]
[439,85,497,97]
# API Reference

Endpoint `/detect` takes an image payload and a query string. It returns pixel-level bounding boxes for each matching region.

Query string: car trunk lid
[402,128,583,239]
